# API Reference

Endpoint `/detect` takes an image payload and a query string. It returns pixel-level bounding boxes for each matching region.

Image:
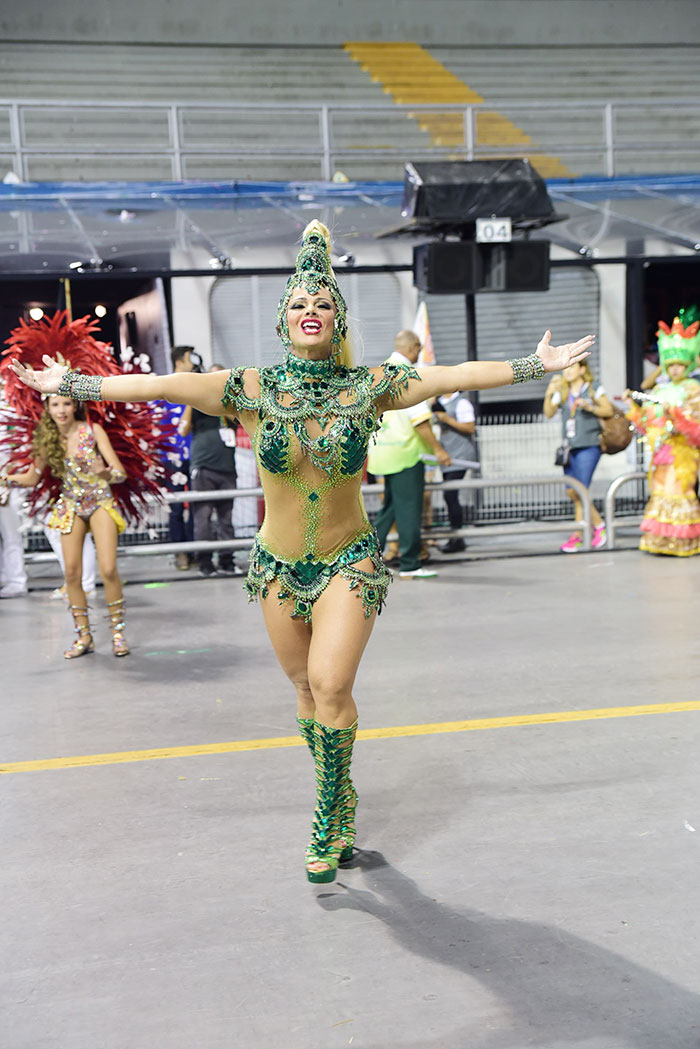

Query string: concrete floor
[2,535,700,1049]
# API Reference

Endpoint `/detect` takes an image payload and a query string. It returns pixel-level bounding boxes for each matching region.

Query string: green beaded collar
[285,353,338,379]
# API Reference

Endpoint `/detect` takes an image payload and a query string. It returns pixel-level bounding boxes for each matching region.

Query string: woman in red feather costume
[0,311,173,657]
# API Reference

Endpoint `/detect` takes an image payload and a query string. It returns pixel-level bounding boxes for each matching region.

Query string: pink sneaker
[591,525,607,549]
[560,533,582,553]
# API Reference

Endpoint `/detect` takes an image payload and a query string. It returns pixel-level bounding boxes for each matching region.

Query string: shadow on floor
[318,850,700,1049]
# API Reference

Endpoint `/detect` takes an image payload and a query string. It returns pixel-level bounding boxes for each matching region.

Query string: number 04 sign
[475,218,512,243]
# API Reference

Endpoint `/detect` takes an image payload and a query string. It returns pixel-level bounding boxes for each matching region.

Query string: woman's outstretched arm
[376,331,595,411]
[9,355,231,417]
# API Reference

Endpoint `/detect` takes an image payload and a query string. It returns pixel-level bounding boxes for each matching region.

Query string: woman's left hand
[9,355,68,394]
[92,454,111,480]
[536,331,595,374]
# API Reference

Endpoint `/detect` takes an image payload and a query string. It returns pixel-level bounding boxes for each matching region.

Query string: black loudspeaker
[402,159,557,226]
[483,242,550,292]
[414,241,550,294]
[413,242,483,294]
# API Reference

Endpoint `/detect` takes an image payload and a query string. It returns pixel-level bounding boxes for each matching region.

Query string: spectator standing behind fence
[544,361,613,553]
[0,389,28,598]
[368,330,452,578]
[0,485,28,598]
[164,345,196,571]
[179,363,241,578]
[432,391,477,554]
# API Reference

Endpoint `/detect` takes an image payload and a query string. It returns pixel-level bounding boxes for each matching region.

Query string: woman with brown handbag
[544,361,614,552]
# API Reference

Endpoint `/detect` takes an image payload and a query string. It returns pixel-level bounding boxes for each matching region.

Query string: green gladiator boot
[305,719,358,883]
[296,715,316,756]
[336,718,358,863]
[298,715,357,865]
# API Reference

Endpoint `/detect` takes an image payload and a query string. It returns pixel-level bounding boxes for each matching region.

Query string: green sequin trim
[245,530,391,622]
[222,358,418,478]
[306,719,358,873]
[222,356,416,621]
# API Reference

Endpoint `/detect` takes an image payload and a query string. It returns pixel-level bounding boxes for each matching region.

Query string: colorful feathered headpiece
[657,314,700,376]
[275,221,348,348]
[0,310,174,521]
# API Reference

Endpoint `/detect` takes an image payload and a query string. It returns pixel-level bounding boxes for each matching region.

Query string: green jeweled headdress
[657,311,700,375]
[276,224,348,348]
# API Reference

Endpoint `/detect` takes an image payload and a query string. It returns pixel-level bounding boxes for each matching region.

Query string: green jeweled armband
[508,353,545,384]
[57,370,104,401]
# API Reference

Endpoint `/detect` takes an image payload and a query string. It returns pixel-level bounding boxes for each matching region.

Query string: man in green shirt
[368,330,451,578]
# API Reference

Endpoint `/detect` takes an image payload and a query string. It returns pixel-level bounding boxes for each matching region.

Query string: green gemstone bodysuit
[222,354,417,621]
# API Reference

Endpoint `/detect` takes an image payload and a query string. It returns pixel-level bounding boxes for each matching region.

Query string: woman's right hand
[9,355,68,394]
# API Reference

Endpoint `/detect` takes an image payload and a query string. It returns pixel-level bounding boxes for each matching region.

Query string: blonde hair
[300,219,354,368]
[32,399,86,479]
[558,362,596,401]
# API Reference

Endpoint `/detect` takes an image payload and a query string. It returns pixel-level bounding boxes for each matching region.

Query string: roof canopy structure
[0,174,699,275]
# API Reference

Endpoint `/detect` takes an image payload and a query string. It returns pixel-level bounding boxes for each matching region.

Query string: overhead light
[28,307,44,321]
[94,304,107,318]
[69,261,83,270]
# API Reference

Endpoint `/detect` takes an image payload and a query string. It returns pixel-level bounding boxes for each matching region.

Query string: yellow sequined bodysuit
[222,355,417,620]
[47,423,126,535]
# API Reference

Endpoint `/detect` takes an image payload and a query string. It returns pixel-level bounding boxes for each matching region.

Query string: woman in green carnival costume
[626,310,700,556]
[11,221,594,883]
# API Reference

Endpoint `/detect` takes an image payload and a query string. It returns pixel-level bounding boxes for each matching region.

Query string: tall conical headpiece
[276,222,348,348]
[657,313,700,375]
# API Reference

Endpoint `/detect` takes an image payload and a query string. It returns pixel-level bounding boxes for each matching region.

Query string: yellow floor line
[2,702,699,775]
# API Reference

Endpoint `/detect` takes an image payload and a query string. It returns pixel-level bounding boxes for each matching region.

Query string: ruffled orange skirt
[640,492,700,556]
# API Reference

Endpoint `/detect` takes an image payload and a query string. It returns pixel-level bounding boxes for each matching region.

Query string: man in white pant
[0,487,28,598]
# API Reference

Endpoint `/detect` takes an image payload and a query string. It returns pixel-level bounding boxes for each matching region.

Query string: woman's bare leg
[566,487,602,530]
[259,585,314,717]
[89,508,122,603]
[61,519,94,655]
[259,574,377,723]
[259,571,378,877]
[307,568,377,729]
[303,570,377,876]
[61,518,89,613]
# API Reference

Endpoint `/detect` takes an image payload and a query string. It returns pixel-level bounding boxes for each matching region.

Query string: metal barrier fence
[2,97,700,180]
[23,474,595,562]
[21,413,646,556]
[604,471,647,549]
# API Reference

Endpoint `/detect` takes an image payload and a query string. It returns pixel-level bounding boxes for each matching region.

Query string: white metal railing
[1,97,699,180]
[22,475,594,562]
[604,470,647,549]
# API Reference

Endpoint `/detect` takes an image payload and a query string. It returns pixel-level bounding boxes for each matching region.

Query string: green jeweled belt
[245,529,392,622]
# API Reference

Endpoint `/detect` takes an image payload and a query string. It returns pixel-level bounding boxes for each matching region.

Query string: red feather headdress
[0,310,175,522]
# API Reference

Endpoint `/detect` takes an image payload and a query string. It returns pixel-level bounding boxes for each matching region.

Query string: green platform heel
[305,718,358,883]
[297,715,357,865]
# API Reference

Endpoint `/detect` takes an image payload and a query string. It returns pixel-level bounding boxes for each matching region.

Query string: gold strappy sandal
[106,598,130,657]
[64,604,94,659]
